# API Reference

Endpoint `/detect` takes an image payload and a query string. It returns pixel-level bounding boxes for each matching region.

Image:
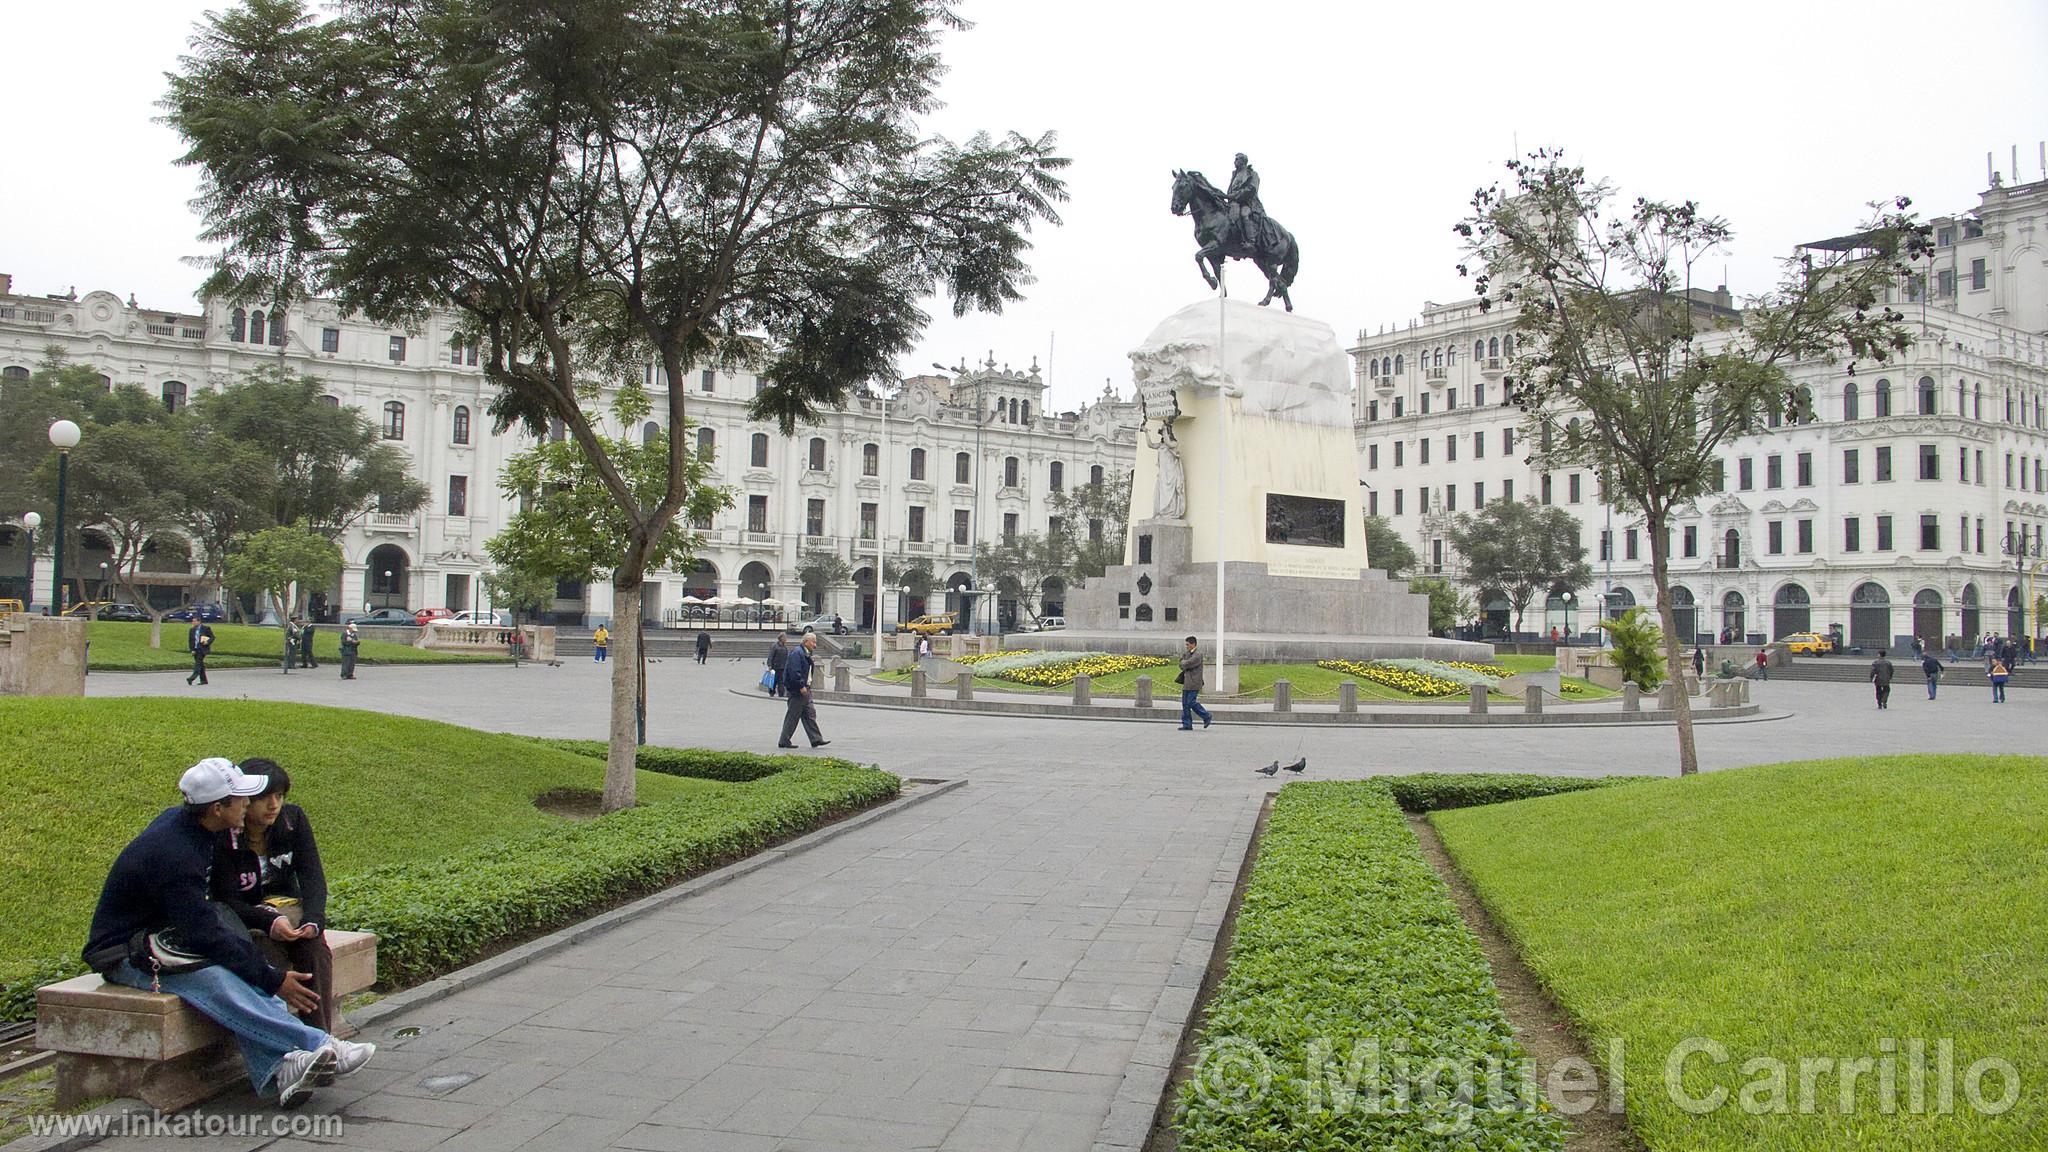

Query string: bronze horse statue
[1170,169,1298,311]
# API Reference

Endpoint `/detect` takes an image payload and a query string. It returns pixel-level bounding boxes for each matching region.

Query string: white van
[1036,616,1067,631]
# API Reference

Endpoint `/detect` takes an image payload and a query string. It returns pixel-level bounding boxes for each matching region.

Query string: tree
[1365,514,1418,579]
[64,422,203,647]
[1049,470,1132,582]
[1598,606,1667,690]
[975,533,1073,623]
[224,524,343,629]
[184,368,422,537]
[794,547,853,601]
[1407,575,1472,635]
[1447,498,1590,635]
[168,0,1066,810]
[1458,151,1924,773]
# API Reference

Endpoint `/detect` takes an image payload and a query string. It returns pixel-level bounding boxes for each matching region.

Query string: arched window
[229,308,246,342]
[161,380,187,412]
[1503,335,1515,356]
[1850,581,1891,649]
[956,452,972,484]
[1,365,26,380]
[1433,348,1444,368]
[1974,382,1983,419]
[1918,376,1937,415]
[1394,354,1404,375]
[910,447,926,480]
[750,432,769,468]
[1722,528,1740,567]
[1368,358,1378,378]
[1048,461,1064,491]
[642,421,660,445]
[1488,336,1500,358]
[1772,583,1812,639]
[452,405,470,445]
[1003,456,1020,488]
[268,312,286,345]
[863,442,879,477]
[1875,378,1892,417]
[1022,400,1030,424]
[318,395,340,407]
[382,401,405,440]
[1473,340,1485,359]
[1089,464,1104,486]
[1843,381,1859,421]
[807,437,826,471]
[696,426,715,461]
[249,310,265,344]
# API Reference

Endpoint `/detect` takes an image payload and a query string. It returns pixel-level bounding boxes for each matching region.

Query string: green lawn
[0,698,868,1011]
[1432,756,2047,1151]
[86,620,506,671]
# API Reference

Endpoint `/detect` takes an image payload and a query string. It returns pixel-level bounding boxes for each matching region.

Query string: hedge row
[522,737,789,782]
[1175,781,1564,1151]
[1385,773,1656,813]
[330,759,897,986]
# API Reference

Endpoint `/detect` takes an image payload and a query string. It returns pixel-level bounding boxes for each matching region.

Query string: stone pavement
[55,662,2040,1150]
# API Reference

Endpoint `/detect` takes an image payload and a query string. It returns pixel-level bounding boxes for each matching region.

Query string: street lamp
[98,561,109,601]
[20,511,39,609]
[1560,590,1576,644]
[382,569,393,610]
[47,420,80,613]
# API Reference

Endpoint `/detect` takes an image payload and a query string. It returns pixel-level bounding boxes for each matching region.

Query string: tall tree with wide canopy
[1447,497,1590,635]
[1457,152,1925,773]
[167,0,1066,810]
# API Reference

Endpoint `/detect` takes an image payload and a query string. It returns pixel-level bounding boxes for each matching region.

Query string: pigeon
[1281,757,1307,773]
[1254,761,1279,776]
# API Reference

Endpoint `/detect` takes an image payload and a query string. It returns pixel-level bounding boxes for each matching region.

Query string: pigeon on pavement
[1282,757,1307,773]
[1254,761,1279,776]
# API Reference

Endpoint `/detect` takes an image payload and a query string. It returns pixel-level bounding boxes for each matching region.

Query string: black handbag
[1174,670,1185,685]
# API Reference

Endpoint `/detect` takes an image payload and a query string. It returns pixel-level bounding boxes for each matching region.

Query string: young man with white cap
[82,758,374,1108]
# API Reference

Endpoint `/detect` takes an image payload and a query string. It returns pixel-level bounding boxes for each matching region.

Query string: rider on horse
[1227,154,1272,251]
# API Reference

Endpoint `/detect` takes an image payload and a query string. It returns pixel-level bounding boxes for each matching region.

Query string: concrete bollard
[1709,681,1728,708]
[956,672,974,701]
[910,668,927,698]
[1470,683,1489,714]
[1339,681,1358,713]
[1134,675,1153,708]
[1657,684,1677,711]
[1737,679,1751,704]
[949,634,967,659]
[832,663,849,694]
[1073,673,1092,706]
[1273,679,1292,712]
[1524,685,1543,714]
[1622,683,1640,712]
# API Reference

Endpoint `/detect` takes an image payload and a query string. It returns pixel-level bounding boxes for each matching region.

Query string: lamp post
[381,569,393,611]
[98,561,109,602]
[47,420,81,614]
[1561,590,1576,643]
[20,511,39,608]
[984,582,997,635]
[937,359,992,634]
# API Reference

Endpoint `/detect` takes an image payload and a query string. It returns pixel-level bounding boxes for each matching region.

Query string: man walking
[297,617,318,668]
[767,634,790,698]
[1177,635,1213,730]
[281,618,296,674]
[1754,648,1769,681]
[338,623,360,680]
[1922,651,1942,699]
[186,619,214,686]
[694,631,711,664]
[83,759,373,1107]
[776,632,829,749]
[1869,651,1895,710]
[592,622,610,662]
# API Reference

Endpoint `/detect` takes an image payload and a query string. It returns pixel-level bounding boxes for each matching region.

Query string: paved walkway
[59,662,2042,1150]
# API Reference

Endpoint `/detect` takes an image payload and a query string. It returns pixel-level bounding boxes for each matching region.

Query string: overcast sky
[5,0,2044,412]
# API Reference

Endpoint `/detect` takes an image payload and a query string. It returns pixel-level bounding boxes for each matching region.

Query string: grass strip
[86,620,505,671]
[1385,772,1657,812]
[1175,780,1563,1151]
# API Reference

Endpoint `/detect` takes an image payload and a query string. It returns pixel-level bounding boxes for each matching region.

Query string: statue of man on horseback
[1171,156,1298,311]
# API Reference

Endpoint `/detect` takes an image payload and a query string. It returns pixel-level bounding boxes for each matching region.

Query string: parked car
[449,609,515,627]
[1781,631,1835,656]
[341,607,421,627]
[163,603,226,623]
[413,606,457,626]
[62,600,111,619]
[899,612,959,636]
[1035,616,1068,631]
[97,603,151,622]
[789,614,848,635]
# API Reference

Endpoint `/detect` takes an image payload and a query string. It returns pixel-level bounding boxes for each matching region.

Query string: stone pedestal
[1524,686,1543,714]
[1072,674,1092,706]
[911,669,927,698]
[831,663,849,693]
[955,673,974,701]
[1622,683,1641,712]
[1470,684,1489,714]
[1134,675,1153,708]
[1272,679,1292,712]
[1339,681,1358,712]
[0,614,87,696]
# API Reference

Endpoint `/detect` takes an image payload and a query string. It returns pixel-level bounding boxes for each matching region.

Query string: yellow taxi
[899,612,959,636]
[1781,631,1834,655]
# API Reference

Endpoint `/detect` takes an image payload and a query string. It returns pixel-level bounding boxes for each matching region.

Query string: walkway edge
[1090,790,1264,1152]
[347,775,967,1035]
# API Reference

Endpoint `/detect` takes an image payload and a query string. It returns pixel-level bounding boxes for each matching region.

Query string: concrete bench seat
[36,929,377,1110]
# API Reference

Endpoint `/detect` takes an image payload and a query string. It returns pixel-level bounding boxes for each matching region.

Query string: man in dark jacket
[695,631,712,664]
[776,633,828,748]
[82,759,372,1107]
[186,621,214,686]
[297,617,318,668]
[766,634,790,697]
[338,623,360,680]
[1869,653,1895,710]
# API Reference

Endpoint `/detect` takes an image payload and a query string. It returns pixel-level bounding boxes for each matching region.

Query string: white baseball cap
[179,757,268,804]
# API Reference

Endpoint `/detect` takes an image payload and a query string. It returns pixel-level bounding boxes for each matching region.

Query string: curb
[0,778,967,1152]
[1090,790,1264,1151]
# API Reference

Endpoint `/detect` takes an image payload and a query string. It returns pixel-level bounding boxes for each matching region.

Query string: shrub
[524,738,792,782]
[329,761,897,986]
[1175,781,1562,1151]
[1597,606,1667,689]
[1385,773,1656,812]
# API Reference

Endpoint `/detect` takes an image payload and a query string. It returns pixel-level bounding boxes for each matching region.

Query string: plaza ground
[30,664,2033,1151]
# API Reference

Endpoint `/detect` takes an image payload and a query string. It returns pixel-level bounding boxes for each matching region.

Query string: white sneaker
[275,1046,336,1108]
[319,1037,376,1080]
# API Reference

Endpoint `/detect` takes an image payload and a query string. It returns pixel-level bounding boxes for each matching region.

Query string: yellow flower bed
[1444,660,1510,678]
[1316,659,1465,698]
[956,649,1027,667]
[993,653,1172,687]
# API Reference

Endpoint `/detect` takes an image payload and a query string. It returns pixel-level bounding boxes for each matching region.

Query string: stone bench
[36,929,377,1111]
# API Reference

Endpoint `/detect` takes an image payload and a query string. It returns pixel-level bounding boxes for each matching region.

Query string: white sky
[4,0,2044,413]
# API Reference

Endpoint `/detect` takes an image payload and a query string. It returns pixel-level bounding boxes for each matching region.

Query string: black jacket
[83,806,282,993]
[211,804,329,932]
[186,624,214,654]
[782,646,815,691]
[767,643,789,670]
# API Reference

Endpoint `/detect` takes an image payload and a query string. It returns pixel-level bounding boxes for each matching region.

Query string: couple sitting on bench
[82,757,374,1108]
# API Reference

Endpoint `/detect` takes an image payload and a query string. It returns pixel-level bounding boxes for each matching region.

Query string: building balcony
[366,512,419,534]
[1424,366,1447,382]
[1716,555,1740,569]
[1482,357,1505,375]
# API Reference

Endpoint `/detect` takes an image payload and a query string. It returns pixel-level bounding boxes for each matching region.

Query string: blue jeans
[595,646,607,662]
[1992,680,2007,702]
[1927,678,1938,699]
[1180,689,1211,729]
[107,960,329,1093]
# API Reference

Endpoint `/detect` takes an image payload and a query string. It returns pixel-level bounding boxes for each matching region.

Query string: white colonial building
[1351,173,2048,651]
[0,276,1136,629]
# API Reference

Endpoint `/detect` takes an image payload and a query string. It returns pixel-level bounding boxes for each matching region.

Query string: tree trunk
[149,613,164,649]
[602,580,643,813]
[1646,512,1699,775]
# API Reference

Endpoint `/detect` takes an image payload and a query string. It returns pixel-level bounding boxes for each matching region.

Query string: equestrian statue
[1170,153,1299,311]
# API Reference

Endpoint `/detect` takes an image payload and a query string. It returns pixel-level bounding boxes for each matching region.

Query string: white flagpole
[1215,266,1228,689]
